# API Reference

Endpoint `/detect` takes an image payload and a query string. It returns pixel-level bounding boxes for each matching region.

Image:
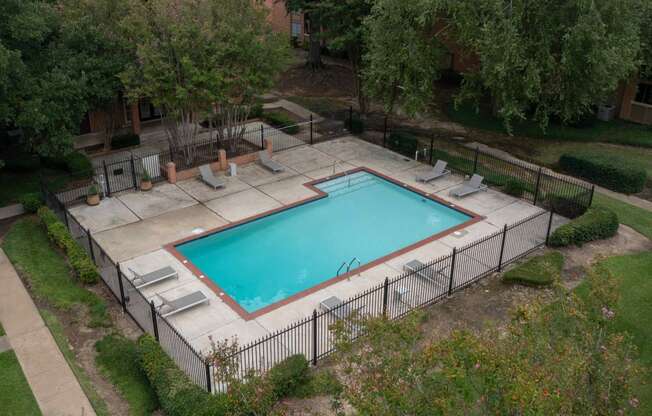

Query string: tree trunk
[308,35,322,70]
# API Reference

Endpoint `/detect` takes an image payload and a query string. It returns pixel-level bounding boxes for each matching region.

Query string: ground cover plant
[502,251,563,286]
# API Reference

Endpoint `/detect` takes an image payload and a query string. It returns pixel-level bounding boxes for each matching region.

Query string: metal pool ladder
[336,257,362,278]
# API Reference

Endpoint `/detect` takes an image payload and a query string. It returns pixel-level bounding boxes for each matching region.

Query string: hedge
[267,354,310,398]
[263,112,299,134]
[502,179,530,197]
[388,131,418,158]
[559,151,647,194]
[502,251,563,286]
[65,151,94,178]
[346,117,365,134]
[111,133,141,150]
[19,192,44,213]
[37,206,99,284]
[544,193,588,219]
[548,207,619,247]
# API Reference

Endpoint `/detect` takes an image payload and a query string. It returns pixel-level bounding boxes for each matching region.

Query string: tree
[449,0,645,129]
[285,0,324,69]
[122,0,290,163]
[363,0,446,116]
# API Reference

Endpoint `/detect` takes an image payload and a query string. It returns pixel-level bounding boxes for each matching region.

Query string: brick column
[265,138,273,156]
[619,78,638,120]
[218,149,227,171]
[130,103,141,135]
[166,162,177,184]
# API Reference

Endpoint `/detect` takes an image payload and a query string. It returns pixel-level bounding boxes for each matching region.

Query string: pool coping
[164,167,484,321]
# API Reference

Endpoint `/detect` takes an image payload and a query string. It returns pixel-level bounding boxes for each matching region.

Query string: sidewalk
[0,248,96,416]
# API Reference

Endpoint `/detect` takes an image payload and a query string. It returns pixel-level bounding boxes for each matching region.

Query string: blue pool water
[176,171,470,313]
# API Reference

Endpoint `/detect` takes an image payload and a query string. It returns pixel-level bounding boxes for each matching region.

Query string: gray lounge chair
[157,291,209,317]
[416,160,450,182]
[449,174,487,197]
[259,151,284,173]
[320,296,364,320]
[199,165,226,190]
[129,266,178,289]
[404,260,447,284]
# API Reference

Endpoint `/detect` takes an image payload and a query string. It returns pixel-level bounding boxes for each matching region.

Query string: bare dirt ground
[275,56,356,99]
[281,225,652,415]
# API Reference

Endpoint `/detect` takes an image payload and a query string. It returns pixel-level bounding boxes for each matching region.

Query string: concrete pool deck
[70,136,563,354]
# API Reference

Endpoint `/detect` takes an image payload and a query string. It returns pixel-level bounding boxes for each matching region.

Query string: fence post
[448,247,457,296]
[117,263,127,313]
[589,185,595,207]
[429,136,435,165]
[383,115,388,148]
[87,229,95,263]
[130,155,138,190]
[309,114,314,145]
[348,106,353,131]
[62,207,70,229]
[473,147,479,173]
[497,224,508,272]
[382,277,389,318]
[545,210,554,246]
[533,167,543,206]
[103,160,111,197]
[260,125,265,150]
[205,362,212,393]
[150,301,159,341]
[312,309,318,365]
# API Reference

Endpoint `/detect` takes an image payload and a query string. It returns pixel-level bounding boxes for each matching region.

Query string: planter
[141,179,153,191]
[87,194,100,206]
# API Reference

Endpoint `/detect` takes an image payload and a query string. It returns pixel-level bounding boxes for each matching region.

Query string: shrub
[548,207,619,247]
[387,132,418,158]
[267,354,310,398]
[346,117,365,134]
[88,184,99,196]
[137,335,229,416]
[545,193,587,219]
[19,192,43,213]
[111,133,141,150]
[502,251,564,286]
[249,102,264,119]
[4,153,41,172]
[65,151,93,178]
[263,111,299,134]
[559,151,647,194]
[502,179,529,197]
[37,206,99,284]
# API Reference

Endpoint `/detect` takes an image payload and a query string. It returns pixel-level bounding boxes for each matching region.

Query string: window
[634,83,652,105]
[291,22,301,37]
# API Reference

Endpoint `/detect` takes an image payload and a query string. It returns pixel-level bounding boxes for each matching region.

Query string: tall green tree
[285,0,324,69]
[449,0,645,129]
[122,0,290,161]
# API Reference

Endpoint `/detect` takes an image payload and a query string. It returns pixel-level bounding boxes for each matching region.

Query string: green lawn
[0,322,5,336]
[2,218,110,327]
[599,253,652,415]
[593,194,652,240]
[502,251,563,286]
[0,350,42,416]
[95,335,158,416]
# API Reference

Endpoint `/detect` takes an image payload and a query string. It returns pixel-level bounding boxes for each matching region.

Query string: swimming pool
[172,169,477,318]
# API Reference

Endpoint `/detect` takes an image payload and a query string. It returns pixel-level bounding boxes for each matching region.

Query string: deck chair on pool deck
[320,296,364,321]
[259,151,285,173]
[199,164,226,190]
[156,291,209,318]
[416,160,451,183]
[129,266,178,289]
[449,174,488,197]
[404,260,448,284]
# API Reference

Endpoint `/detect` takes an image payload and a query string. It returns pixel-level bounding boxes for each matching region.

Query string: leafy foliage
[18,192,43,213]
[502,251,564,286]
[549,207,619,247]
[263,112,300,134]
[559,151,647,194]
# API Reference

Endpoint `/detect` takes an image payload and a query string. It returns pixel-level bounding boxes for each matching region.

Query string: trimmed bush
[346,117,365,134]
[267,354,309,398]
[559,152,647,194]
[65,151,93,178]
[19,192,43,213]
[137,335,229,416]
[548,207,619,247]
[545,193,587,219]
[502,179,529,197]
[37,206,99,284]
[502,251,564,286]
[263,111,299,134]
[250,102,264,119]
[111,133,141,150]
[388,132,418,158]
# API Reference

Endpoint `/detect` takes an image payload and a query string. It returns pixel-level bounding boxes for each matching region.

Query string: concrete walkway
[0,248,96,416]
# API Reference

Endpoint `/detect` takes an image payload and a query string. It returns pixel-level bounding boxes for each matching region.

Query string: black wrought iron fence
[213,210,555,393]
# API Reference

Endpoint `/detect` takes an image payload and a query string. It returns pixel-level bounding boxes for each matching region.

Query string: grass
[2,218,110,327]
[40,310,110,416]
[447,104,652,148]
[593,194,652,240]
[0,168,74,207]
[0,322,5,336]
[597,253,652,415]
[95,335,158,416]
[0,350,42,416]
[502,251,564,286]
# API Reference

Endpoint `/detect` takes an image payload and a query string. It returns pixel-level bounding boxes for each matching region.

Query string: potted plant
[86,184,100,206]
[140,169,153,191]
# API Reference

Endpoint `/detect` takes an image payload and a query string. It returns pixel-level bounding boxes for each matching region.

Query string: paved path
[0,203,25,220]
[0,248,96,416]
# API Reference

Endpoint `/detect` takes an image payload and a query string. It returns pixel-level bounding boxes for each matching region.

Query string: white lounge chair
[129,266,178,289]
[259,151,284,173]
[320,296,364,321]
[449,174,488,197]
[404,260,447,284]
[199,165,226,190]
[157,291,209,318]
[416,160,450,182]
